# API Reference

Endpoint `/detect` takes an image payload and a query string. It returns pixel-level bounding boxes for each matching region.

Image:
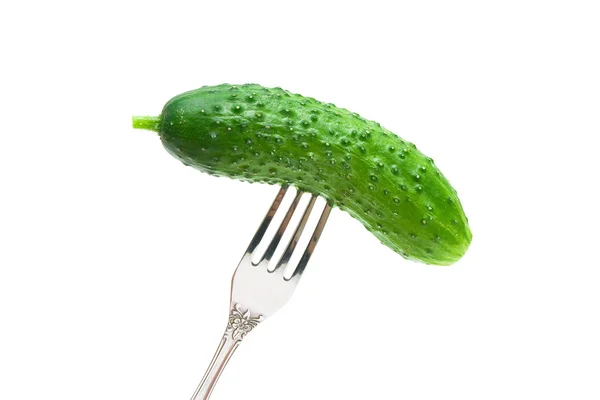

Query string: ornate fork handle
[190,304,263,400]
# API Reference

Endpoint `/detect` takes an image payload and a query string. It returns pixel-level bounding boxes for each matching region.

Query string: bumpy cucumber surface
[133,84,471,265]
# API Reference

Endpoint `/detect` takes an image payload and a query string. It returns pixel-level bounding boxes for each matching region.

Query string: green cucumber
[133,84,471,265]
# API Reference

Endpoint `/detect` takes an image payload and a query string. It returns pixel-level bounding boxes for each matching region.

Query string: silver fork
[190,186,332,400]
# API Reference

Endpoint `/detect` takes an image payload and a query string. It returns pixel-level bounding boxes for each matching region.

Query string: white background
[1,1,599,399]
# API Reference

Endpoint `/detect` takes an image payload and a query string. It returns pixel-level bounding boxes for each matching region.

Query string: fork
[190,186,332,400]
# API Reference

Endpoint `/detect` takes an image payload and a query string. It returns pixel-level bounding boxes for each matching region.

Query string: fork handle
[189,331,241,400]
[190,304,263,400]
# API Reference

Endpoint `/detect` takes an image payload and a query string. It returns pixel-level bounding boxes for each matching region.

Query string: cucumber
[133,84,471,265]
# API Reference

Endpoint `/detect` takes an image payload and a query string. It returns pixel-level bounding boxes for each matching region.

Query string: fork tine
[273,194,318,274]
[256,190,304,266]
[244,186,288,257]
[287,202,332,281]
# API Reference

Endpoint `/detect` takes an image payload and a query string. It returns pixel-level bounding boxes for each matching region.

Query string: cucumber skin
[152,84,471,265]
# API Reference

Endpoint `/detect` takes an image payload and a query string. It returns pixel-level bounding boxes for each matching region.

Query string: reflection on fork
[190,186,332,400]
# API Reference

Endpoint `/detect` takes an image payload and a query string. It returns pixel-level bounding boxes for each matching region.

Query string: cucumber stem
[132,116,161,132]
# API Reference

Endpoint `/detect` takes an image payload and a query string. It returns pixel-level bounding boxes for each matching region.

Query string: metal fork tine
[287,202,332,281]
[273,194,318,274]
[244,186,288,257]
[257,190,304,265]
